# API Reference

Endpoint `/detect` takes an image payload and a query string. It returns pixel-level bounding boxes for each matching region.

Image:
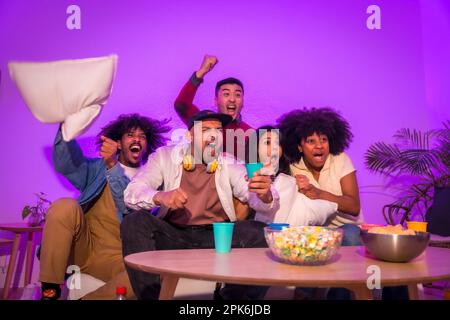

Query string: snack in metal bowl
[368,224,416,235]
[360,225,430,263]
[264,226,343,266]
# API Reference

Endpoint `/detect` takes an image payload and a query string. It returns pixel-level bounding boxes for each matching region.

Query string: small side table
[0,223,43,300]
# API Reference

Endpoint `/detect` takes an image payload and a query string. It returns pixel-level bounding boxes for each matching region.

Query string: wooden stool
[0,223,43,300]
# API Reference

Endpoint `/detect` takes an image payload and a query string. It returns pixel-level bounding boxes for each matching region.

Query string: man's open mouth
[130,144,142,156]
[226,105,237,113]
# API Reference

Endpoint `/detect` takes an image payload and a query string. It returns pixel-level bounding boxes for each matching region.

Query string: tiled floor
[0,287,24,300]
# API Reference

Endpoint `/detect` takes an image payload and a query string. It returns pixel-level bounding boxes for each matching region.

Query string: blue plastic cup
[213,222,234,253]
[245,162,264,179]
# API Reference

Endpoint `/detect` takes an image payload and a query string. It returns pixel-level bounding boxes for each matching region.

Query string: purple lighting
[0,0,449,226]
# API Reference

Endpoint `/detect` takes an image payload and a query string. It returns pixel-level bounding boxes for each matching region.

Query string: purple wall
[0,0,448,224]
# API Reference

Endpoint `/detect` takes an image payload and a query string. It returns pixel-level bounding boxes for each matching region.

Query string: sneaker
[41,288,60,300]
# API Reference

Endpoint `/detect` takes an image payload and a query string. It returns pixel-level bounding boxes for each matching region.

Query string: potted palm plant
[22,192,51,226]
[364,121,449,228]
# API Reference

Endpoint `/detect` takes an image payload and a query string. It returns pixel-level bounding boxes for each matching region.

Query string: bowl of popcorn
[360,224,430,263]
[264,226,343,266]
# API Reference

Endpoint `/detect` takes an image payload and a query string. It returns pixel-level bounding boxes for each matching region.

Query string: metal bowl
[360,229,430,263]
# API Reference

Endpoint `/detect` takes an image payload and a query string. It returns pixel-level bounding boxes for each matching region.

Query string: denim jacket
[53,127,131,223]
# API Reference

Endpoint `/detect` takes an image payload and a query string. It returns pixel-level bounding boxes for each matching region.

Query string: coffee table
[125,246,450,300]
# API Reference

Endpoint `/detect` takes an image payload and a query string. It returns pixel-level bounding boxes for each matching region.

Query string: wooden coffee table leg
[24,232,35,286]
[2,233,21,300]
[159,275,179,300]
[408,283,423,300]
[348,285,374,300]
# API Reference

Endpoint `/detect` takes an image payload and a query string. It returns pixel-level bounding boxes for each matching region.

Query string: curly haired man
[39,114,170,300]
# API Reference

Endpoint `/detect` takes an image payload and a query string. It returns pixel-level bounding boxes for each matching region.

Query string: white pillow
[9,55,117,141]
[255,174,338,226]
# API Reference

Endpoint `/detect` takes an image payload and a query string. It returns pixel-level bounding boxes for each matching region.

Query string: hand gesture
[196,55,218,79]
[153,188,188,210]
[295,174,322,199]
[248,171,273,203]
[100,135,118,169]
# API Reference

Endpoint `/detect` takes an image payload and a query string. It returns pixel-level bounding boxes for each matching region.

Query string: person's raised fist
[100,135,118,169]
[196,55,218,79]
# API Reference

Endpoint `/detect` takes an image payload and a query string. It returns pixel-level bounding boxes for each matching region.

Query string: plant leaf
[364,142,402,175]
[394,128,430,150]
[396,149,435,176]
[365,142,440,177]
[22,206,31,219]
[368,121,450,222]
[432,126,450,172]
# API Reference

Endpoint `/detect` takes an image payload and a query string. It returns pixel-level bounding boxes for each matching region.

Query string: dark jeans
[121,211,268,300]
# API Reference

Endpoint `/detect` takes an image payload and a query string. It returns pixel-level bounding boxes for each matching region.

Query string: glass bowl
[264,226,343,266]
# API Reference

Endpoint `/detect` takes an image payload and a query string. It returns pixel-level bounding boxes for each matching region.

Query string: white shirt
[290,152,364,227]
[255,173,338,226]
[119,163,138,180]
[124,143,280,221]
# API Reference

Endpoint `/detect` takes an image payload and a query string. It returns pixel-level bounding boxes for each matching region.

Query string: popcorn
[265,226,343,265]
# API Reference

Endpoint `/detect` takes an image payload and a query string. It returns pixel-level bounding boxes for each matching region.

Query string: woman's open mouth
[312,152,325,162]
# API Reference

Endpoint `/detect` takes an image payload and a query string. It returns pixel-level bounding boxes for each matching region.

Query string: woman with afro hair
[278,108,410,300]
[277,107,363,240]
[277,107,365,300]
